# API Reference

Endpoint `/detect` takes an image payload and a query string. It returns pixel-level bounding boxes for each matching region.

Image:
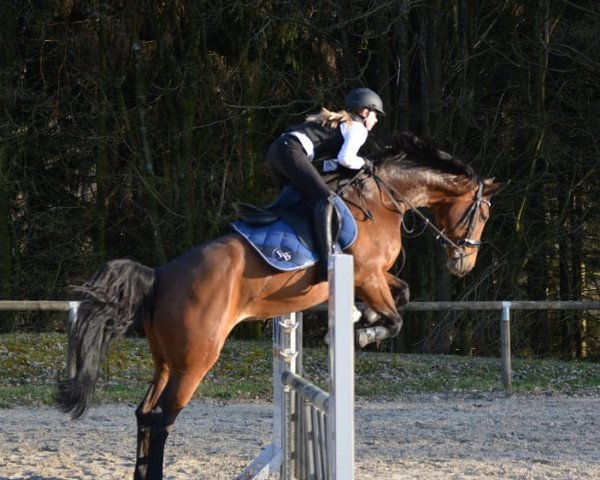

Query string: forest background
[0,0,598,359]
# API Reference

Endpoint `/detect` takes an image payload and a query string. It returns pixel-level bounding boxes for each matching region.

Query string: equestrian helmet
[345,88,385,116]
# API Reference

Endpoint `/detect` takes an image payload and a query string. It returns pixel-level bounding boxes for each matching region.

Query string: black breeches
[266,136,331,201]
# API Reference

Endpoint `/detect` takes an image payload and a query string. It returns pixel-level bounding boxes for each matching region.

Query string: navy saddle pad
[231,188,357,272]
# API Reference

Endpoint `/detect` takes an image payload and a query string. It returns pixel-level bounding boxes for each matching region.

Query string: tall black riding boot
[313,197,335,282]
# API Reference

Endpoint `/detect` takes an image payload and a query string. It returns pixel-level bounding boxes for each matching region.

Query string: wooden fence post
[500,301,512,390]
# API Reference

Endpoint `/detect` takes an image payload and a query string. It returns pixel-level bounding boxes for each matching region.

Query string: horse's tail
[56,259,156,419]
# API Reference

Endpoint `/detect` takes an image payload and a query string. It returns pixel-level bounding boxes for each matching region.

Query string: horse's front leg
[355,272,410,347]
[359,272,409,325]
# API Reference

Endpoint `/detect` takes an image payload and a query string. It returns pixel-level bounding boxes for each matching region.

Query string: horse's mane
[371,131,476,178]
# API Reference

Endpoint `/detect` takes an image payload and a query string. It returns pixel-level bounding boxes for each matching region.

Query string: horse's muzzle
[446,250,476,277]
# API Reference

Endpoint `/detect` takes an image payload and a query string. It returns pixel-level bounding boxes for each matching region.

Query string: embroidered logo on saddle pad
[231,193,357,272]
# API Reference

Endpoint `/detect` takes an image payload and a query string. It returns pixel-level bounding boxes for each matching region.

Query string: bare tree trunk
[569,192,585,357]
[93,14,110,264]
[426,0,443,137]
[130,5,166,265]
[393,1,410,130]
[452,0,476,142]
[0,144,13,297]
[516,0,553,355]
[515,0,554,232]
[0,2,17,299]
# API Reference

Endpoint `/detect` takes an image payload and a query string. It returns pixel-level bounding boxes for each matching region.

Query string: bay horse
[57,131,504,479]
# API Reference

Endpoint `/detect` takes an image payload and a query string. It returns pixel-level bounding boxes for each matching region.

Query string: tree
[0,0,597,357]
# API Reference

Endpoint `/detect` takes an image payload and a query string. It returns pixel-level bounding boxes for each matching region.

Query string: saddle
[230,186,357,272]
[232,186,317,251]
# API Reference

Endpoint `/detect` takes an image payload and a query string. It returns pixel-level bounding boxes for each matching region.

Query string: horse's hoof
[355,325,392,348]
[361,306,380,325]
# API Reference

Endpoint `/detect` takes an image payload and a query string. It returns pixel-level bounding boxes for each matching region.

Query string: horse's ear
[482,178,507,197]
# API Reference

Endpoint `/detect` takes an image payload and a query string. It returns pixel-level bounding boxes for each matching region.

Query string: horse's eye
[480,212,489,222]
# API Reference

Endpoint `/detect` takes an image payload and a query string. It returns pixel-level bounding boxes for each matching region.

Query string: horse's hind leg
[134,333,171,480]
[134,366,169,480]
[134,347,223,480]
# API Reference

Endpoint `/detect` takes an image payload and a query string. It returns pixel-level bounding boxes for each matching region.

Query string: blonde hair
[306,108,354,129]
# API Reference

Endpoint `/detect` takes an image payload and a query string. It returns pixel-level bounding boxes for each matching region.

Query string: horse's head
[431,178,505,277]
[367,132,506,278]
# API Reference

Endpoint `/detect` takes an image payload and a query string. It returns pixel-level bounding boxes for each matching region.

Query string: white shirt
[323,121,368,172]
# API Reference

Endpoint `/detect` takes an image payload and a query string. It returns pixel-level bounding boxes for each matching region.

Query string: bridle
[365,172,490,252]
[445,181,490,249]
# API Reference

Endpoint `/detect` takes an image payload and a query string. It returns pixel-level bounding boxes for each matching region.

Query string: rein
[334,169,375,219]
[368,171,489,251]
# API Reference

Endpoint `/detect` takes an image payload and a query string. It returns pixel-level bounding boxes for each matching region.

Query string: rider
[266,87,385,281]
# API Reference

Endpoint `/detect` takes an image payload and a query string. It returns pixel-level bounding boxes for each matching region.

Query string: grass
[1,332,599,408]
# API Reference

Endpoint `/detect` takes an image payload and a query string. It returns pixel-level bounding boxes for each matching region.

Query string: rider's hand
[362,158,375,173]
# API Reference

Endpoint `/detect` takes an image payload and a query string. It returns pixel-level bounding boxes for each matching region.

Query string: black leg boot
[313,197,334,282]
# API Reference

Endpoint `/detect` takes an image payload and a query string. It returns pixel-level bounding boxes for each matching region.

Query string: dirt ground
[0,392,599,480]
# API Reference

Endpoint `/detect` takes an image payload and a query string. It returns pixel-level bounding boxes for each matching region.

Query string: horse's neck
[378,170,469,211]
[398,184,446,210]
[337,169,470,219]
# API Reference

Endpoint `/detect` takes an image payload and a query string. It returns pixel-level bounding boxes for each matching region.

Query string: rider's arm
[336,122,368,169]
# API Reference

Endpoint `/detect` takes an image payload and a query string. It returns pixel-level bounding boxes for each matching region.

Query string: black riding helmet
[345,87,385,116]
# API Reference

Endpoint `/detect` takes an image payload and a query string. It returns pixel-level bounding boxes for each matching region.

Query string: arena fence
[1,299,599,390]
[308,300,600,389]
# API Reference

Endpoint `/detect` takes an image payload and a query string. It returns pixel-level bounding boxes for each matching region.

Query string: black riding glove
[362,158,375,173]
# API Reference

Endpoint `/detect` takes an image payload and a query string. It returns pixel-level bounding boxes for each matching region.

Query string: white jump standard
[238,253,356,480]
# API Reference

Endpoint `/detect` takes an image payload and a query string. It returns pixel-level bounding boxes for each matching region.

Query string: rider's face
[359,108,378,131]
[364,110,379,131]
